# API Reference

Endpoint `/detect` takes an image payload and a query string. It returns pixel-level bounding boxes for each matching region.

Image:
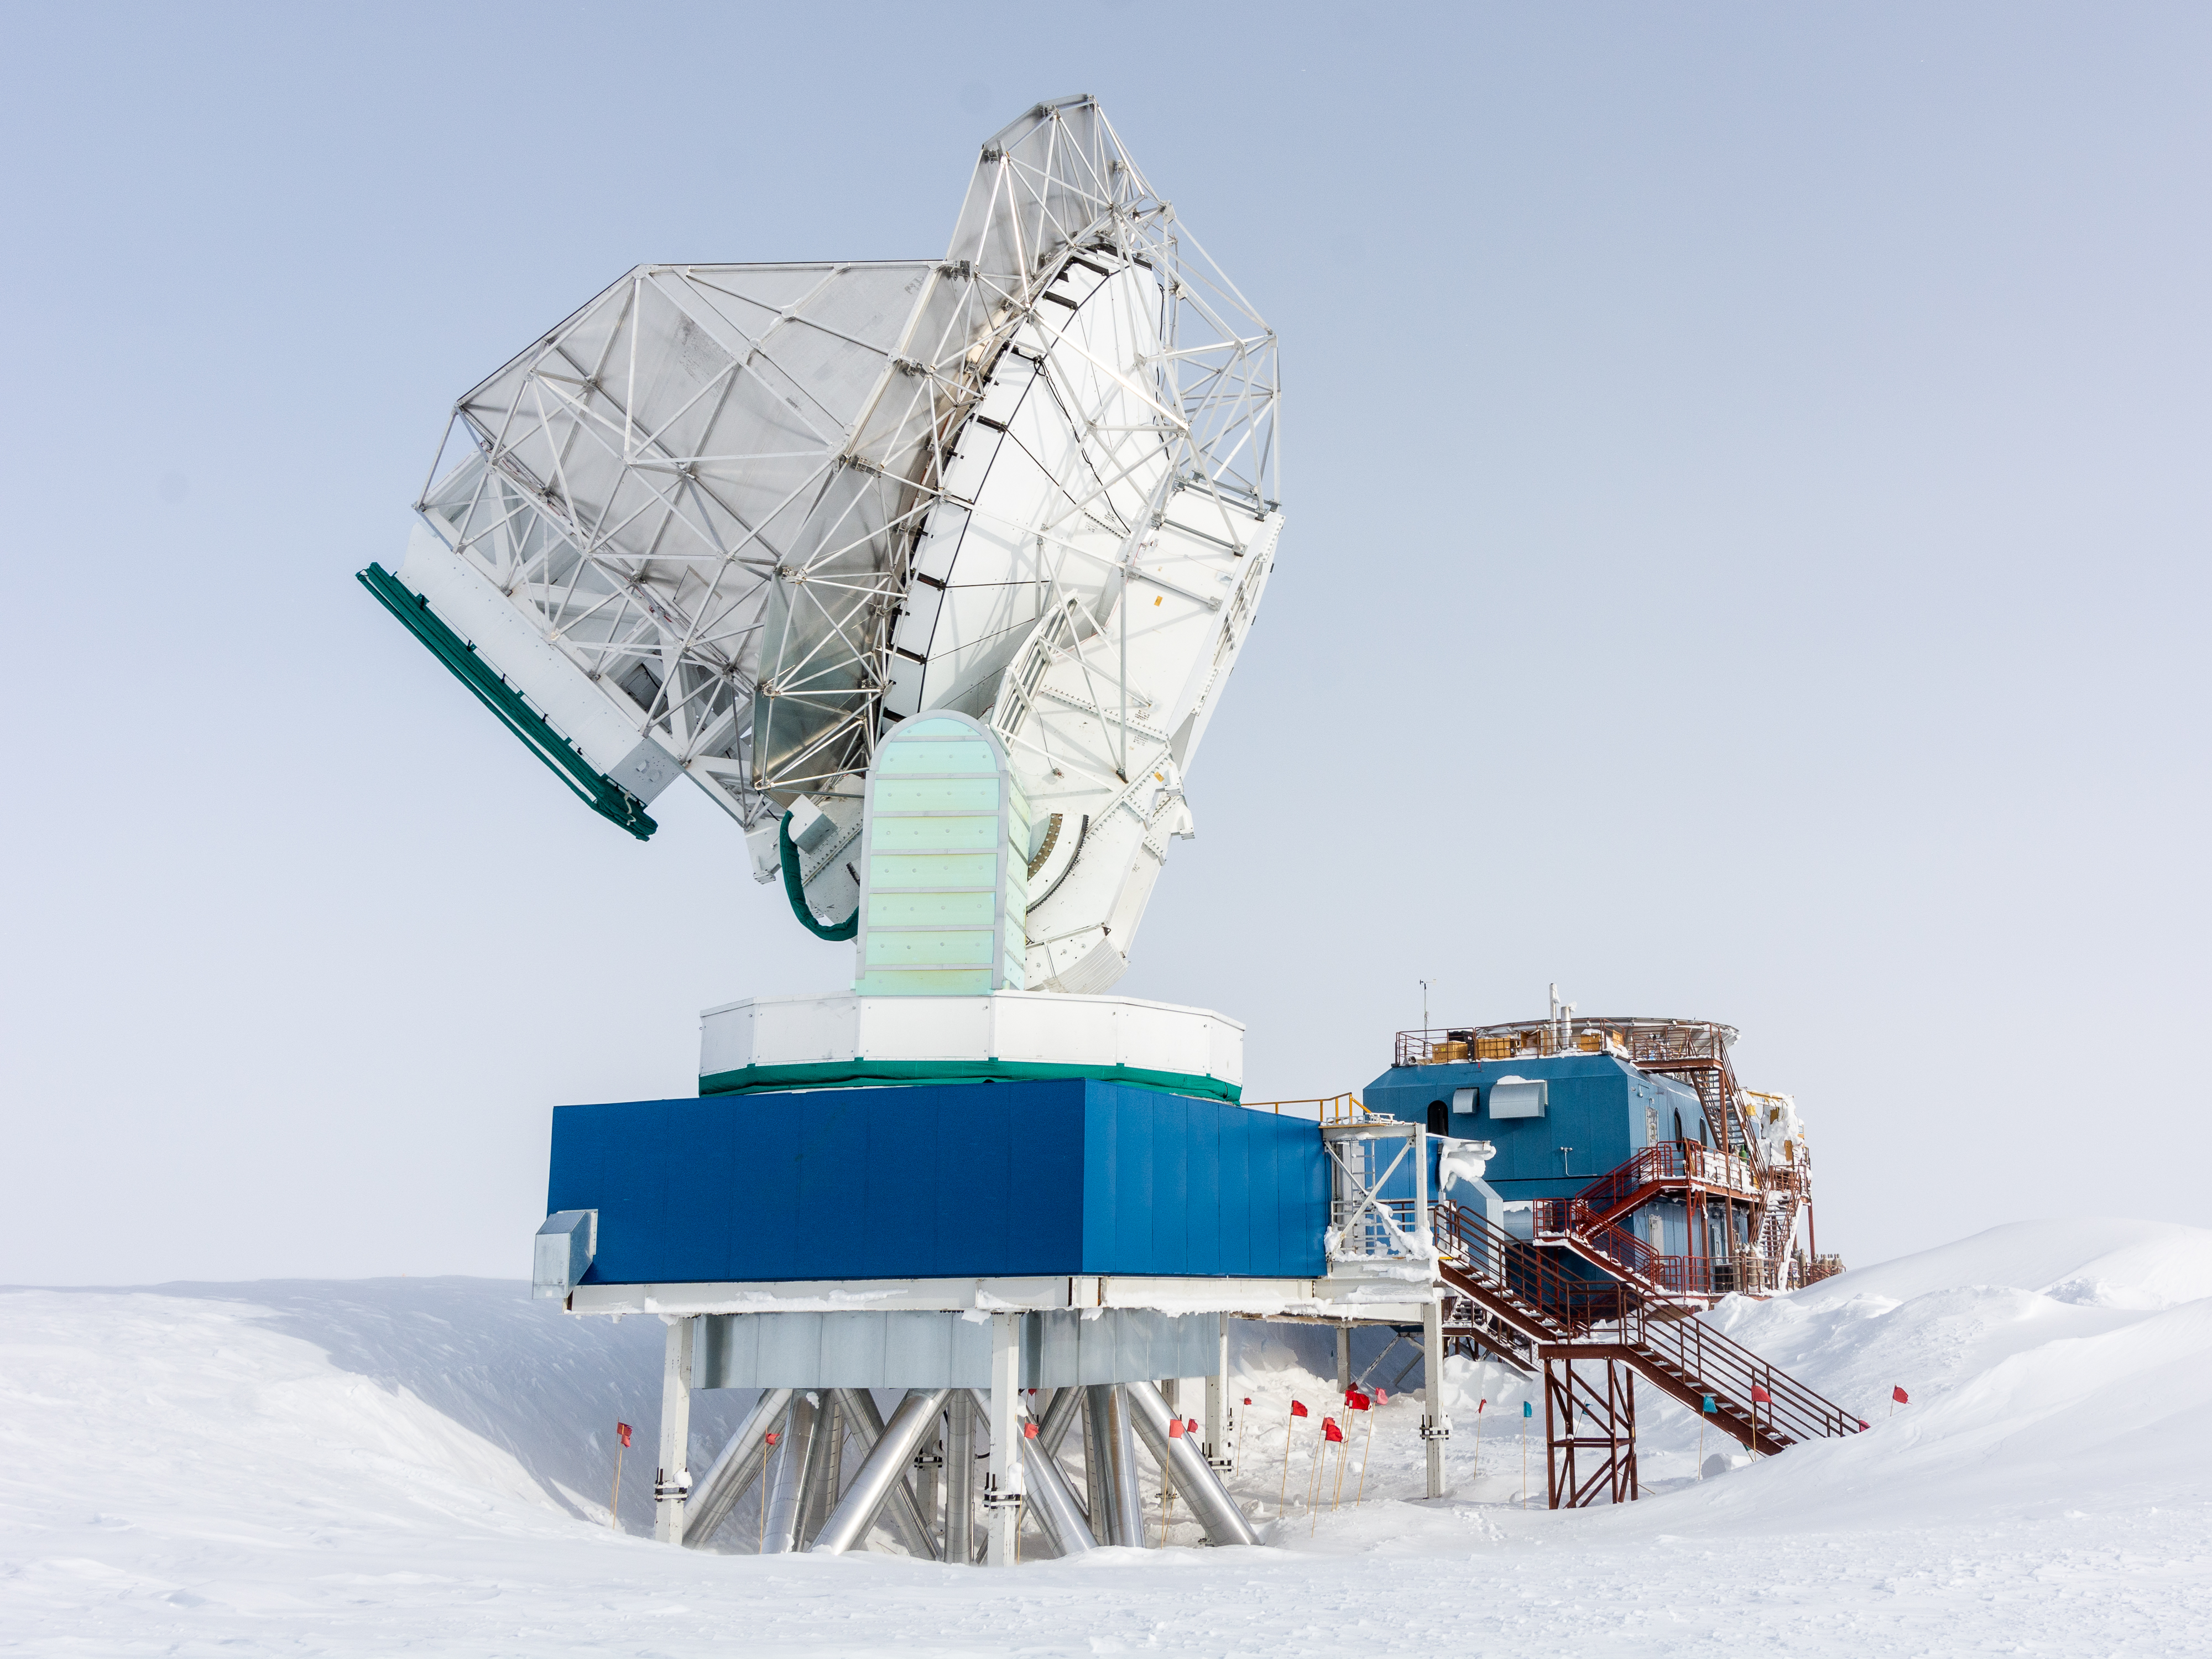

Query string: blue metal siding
[1361,1054,1647,1201]
[546,1078,1326,1285]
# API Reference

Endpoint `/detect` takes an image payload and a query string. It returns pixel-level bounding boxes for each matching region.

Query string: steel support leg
[833,1387,939,1559]
[813,1389,951,1557]
[684,1386,791,1548]
[1037,1383,1084,1458]
[1126,1380,1258,1546]
[1082,1389,1109,1536]
[653,1317,695,1543]
[1204,1312,1230,1469]
[1016,1402,1097,1554]
[1422,1296,1449,1499]
[984,1312,1022,1566]
[796,1392,839,1548]
[945,1391,976,1564]
[759,1395,818,1554]
[1087,1384,1144,1546]
[914,1416,942,1547]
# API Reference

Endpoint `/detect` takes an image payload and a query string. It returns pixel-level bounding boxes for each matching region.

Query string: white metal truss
[403,96,1279,969]
[1322,1122,1436,1267]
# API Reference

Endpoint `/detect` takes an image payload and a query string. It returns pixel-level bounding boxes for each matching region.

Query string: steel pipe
[1087,1385,1145,1546]
[759,1394,818,1554]
[683,1387,792,1548]
[945,1391,976,1564]
[796,1392,839,1547]
[1126,1380,1259,1547]
[813,1389,952,1557]
[1037,1384,1085,1459]
[979,1390,1097,1556]
[832,1387,939,1559]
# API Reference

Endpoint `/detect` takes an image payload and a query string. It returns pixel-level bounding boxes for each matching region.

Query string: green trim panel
[357,562,656,841]
[699,1056,1241,1105]
[780,812,859,940]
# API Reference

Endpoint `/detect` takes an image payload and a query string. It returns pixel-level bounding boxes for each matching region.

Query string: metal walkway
[1427,1196,1862,1504]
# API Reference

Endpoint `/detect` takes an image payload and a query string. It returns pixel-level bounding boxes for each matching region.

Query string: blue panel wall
[1362,1054,1700,1201]
[547,1078,1327,1286]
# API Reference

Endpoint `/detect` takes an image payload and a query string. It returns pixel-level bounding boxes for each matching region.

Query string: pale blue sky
[3,3,2205,1282]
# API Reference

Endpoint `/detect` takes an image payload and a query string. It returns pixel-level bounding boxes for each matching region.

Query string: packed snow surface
[6,1218,2210,1655]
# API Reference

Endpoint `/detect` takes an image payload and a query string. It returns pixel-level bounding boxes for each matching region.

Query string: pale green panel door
[854,712,1029,995]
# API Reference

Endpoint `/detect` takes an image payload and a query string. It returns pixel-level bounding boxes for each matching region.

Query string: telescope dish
[374,95,1279,992]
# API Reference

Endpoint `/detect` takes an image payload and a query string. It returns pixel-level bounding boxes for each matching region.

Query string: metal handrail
[1426,1198,1861,1446]
[1537,1140,1761,1237]
[1605,1300,1863,1444]
[1243,1093,1375,1125]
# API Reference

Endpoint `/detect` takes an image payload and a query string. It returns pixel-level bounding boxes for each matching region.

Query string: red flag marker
[1892,1385,1910,1404]
[1346,1390,1371,1412]
[1375,1387,1387,1405]
[1023,1420,1039,1439]
[1290,1399,1310,1418]
[1323,1418,1344,1443]
[1187,1418,1201,1436]
[1478,1398,1488,1413]
[1243,1397,1253,1406]
[1168,1417,1185,1438]
[610,1422,634,1530]
[1751,1385,1772,1405]
[765,1431,780,1446]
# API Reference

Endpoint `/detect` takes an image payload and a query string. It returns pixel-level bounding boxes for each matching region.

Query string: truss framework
[411,95,1278,839]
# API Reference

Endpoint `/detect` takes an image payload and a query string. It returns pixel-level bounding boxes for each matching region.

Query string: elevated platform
[546,1077,1318,1289]
[698,990,1244,1103]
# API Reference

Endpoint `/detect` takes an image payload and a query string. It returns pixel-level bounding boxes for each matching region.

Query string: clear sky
[3,3,2205,1284]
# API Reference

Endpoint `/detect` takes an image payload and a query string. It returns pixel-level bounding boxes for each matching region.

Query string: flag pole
[611,1437,624,1528]
[1279,1407,1296,1515]
[1307,1431,1321,1532]
[1354,1408,1376,1507]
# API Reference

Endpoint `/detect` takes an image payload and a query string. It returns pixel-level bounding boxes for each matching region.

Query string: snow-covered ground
[6,1218,2210,1656]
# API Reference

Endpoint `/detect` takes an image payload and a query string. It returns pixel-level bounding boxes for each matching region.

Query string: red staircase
[1428,1198,1862,1462]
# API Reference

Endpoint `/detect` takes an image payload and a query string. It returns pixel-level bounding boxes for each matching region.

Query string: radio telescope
[366,95,1280,993]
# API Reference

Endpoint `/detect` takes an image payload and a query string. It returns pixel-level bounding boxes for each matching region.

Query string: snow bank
[4,1219,2210,1655]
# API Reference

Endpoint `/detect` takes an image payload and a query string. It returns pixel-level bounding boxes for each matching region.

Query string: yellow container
[1576,1031,1606,1053]
[1429,1040,1470,1063]
[1475,1037,1514,1060]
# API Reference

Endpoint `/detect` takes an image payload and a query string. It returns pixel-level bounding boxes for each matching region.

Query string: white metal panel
[698,989,1243,1086]
[858,996,993,1061]
[697,999,758,1077]
[397,520,678,797]
[1490,1079,1548,1119]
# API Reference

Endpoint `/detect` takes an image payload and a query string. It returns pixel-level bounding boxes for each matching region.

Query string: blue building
[1363,1015,1784,1285]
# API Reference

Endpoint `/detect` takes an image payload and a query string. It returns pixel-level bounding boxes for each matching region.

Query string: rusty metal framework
[1542,1350,1639,1507]
[1393,1011,1827,1301]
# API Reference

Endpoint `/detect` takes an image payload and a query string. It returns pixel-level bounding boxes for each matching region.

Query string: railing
[1331,1196,1422,1260]
[1606,1297,1863,1444]
[1243,1093,1374,1125]
[1394,1018,1740,1070]
[1532,1141,1762,1239]
[1392,1026,1629,1067]
[1423,1198,1860,1446]
[1430,1199,1627,1335]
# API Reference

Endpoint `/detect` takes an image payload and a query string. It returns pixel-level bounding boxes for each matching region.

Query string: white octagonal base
[698,990,1244,1103]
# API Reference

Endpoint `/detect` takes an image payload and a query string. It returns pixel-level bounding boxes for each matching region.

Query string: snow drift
[3,1217,2209,1655]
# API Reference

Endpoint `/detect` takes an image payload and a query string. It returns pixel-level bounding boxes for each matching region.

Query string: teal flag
[1522,1401,1532,1418]
[1702,1394,1718,1414]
